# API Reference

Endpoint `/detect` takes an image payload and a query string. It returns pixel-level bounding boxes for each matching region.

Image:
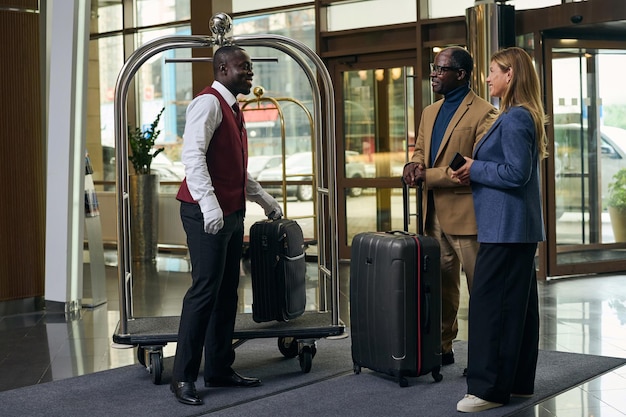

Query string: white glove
[200,194,224,234]
[266,201,283,220]
[257,190,283,220]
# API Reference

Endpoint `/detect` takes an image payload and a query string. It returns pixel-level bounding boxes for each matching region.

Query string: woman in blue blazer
[452,47,548,413]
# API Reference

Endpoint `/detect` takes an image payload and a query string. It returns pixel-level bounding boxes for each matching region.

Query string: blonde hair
[491,47,548,160]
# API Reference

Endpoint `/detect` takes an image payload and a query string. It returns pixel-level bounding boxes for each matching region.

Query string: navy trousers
[466,242,539,404]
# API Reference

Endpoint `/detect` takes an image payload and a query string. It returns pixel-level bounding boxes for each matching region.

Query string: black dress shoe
[442,350,455,366]
[205,371,261,388]
[170,381,203,405]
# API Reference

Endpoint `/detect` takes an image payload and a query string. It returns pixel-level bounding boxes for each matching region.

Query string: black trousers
[172,202,244,383]
[466,242,539,404]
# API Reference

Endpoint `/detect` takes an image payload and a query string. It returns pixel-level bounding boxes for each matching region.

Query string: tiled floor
[1,251,626,416]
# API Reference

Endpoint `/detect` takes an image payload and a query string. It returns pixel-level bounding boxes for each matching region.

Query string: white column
[44,0,91,311]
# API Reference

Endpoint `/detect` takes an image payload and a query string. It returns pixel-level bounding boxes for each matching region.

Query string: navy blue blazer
[470,106,546,243]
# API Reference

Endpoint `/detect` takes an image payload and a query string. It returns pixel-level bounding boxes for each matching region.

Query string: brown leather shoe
[170,381,203,405]
[205,371,261,388]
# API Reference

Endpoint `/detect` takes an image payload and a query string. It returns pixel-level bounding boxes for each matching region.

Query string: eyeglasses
[430,63,460,75]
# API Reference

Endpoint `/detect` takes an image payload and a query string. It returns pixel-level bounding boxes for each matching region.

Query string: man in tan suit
[403,46,497,366]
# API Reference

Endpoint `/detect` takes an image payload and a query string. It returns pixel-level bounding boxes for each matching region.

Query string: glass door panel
[339,67,415,256]
[546,40,626,275]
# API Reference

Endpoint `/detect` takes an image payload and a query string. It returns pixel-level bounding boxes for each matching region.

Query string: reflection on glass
[134,26,192,184]
[233,9,316,160]
[233,9,318,235]
[342,67,414,236]
[342,67,414,181]
[93,0,122,33]
[553,50,626,252]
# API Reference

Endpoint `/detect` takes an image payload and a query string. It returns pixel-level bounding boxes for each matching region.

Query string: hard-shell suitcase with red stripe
[350,182,443,386]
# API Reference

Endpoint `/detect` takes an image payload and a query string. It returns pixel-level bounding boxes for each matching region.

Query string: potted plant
[127,107,165,261]
[607,168,626,242]
[128,107,165,174]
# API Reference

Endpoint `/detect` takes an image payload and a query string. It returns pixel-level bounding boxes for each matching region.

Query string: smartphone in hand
[449,152,466,170]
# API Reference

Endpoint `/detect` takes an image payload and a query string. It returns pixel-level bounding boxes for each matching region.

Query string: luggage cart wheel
[299,347,313,373]
[149,350,164,385]
[137,346,146,366]
[277,337,298,358]
[297,339,317,373]
[432,367,443,382]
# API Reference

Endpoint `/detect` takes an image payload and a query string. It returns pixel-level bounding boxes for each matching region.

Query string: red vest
[176,87,248,216]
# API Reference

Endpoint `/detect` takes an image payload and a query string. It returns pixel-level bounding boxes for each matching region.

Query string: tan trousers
[425,199,479,354]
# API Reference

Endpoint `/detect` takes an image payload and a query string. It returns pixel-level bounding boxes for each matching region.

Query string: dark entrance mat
[0,336,623,417]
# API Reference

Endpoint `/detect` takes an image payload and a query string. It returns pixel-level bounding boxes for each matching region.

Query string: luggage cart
[112,13,344,385]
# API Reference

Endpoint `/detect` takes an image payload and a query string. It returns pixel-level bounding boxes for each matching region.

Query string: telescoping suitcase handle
[401,177,433,333]
[401,177,424,235]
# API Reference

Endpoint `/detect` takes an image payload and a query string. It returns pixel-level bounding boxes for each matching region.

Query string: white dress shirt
[181,81,273,214]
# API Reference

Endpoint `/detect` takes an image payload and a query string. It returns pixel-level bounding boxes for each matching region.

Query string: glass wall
[341,67,415,245]
[89,1,322,246]
[90,1,192,188]
[230,9,319,235]
[233,0,309,13]
[324,0,416,31]
[90,2,316,190]
[233,9,316,158]
[134,25,192,187]
[135,0,189,26]
[426,0,566,19]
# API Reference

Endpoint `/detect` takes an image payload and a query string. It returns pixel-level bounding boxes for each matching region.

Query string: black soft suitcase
[249,218,306,323]
[350,182,443,386]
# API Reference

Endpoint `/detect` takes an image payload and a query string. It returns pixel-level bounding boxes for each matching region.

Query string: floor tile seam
[534,404,557,416]
[584,390,626,415]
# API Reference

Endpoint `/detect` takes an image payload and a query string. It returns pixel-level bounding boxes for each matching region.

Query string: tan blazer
[411,90,497,235]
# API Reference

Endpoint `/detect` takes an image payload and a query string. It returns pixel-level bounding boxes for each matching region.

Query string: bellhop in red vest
[170,46,283,407]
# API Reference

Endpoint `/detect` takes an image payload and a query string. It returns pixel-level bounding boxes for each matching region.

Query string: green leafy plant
[128,107,165,175]
[607,168,626,211]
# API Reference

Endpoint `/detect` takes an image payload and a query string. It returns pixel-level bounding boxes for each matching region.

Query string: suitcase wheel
[432,367,443,382]
[398,376,409,387]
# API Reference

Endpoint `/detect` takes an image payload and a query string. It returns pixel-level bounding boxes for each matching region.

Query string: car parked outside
[256,151,366,201]
[247,155,282,180]
[555,124,626,215]
[101,145,185,192]
[151,152,186,182]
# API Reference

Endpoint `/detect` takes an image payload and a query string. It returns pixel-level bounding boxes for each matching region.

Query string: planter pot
[608,206,626,242]
[130,174,159,261]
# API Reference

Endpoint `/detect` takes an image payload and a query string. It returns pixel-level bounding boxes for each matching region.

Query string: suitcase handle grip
[386,230,413,236]
[401,178,424,235]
